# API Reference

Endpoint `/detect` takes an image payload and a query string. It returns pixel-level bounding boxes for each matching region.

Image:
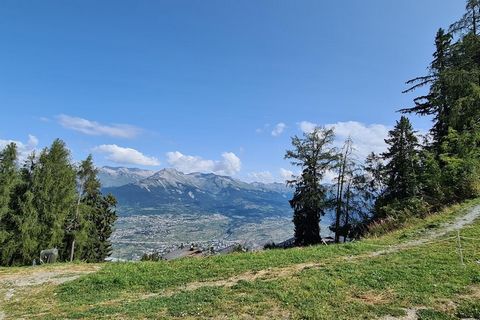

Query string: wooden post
[70,239,75,262]
[457,230,465,267]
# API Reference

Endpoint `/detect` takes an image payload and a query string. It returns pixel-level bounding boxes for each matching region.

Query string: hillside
[1,199,480,319]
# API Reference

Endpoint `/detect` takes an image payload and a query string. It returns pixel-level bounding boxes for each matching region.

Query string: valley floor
[1,199,480,319]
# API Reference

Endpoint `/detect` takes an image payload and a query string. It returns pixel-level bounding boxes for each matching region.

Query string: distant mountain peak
[99,166,291,194]
[103,167,293,220]
[98,166,156,188]
[158,167,182,174]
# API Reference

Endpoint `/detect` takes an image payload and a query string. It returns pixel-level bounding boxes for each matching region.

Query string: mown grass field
[1,199,480,319]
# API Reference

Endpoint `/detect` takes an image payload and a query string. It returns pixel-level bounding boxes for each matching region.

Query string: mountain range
[99,167,293,218]
[98,166,156,187]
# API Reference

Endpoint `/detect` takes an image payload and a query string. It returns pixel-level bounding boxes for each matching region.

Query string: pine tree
[285,127,337,246]
[381,116,419,202]
[0,143,20,265]
[94,194,117,261]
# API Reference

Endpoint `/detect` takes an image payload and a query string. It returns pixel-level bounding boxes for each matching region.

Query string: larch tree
[66,155,99,262]
[33,139,77,259]
[285,127,337,246]
[332,137,355,243]
[0,140,118,266]
[0,143,20,265]
[450,0,480,36]
[400,28,452,151]
[72,155,117,263]
[10,153,41,265]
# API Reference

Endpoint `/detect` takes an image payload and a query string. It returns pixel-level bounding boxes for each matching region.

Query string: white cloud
[166,151,241,176]
[299,120,390,159]
[248,171,274,183]
[323,169,338,184]
[93,144,160,166]
[0,134,39,161]
[298,121,318,134]
[271,122,286,137]
[327,121,390,158]
[57,114,140,138]
[279,168,294,181]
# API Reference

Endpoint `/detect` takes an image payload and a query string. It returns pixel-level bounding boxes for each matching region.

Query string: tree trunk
[335,153,347,243]
[343,183,351,243]
[70,185,83,262]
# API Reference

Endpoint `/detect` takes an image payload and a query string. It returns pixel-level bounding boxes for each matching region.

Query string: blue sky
[0,1,466,182]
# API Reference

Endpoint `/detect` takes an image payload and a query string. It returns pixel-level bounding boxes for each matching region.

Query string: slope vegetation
[1,199,480,319]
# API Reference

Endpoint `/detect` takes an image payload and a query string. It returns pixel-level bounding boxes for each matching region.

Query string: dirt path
[0,264,99,319]
[0,264,100,289]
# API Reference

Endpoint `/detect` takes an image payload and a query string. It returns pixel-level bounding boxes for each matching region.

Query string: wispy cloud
[93,144,160,166]
[247,171,274,183]
[271,122,286,137]
[57,115,141,138]
[0,135,39,161]
[255,123,270,134]
[166,151,241,176]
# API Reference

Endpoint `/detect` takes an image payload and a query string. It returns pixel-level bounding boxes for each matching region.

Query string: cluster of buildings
[143,240,248,261]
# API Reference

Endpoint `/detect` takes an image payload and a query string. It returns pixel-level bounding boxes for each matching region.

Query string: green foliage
[386,2,480,225]
[9,155,41,265]
[417,309,456,320]
[0,143,20,265]
[439,127,480,202]
[369,197,431,237]
[34,139,77,256]
[67,155,117,263]
[456,300,480,318]
[449,0,480,35]
[0,141,117,266]
[417,149,444,207]
[141,251,163,261]
[285,127,337,246]
[381,116,420,202]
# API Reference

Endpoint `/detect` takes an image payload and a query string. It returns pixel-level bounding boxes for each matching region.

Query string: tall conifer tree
[381,116,419,202]
[33,139,77,258]
[0,143,20,265]
[285,127,337,246]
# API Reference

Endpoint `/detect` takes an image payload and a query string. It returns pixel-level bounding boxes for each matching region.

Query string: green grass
[2,198,480,319]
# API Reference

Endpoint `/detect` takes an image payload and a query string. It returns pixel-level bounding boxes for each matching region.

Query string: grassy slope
[1,199,480,319]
